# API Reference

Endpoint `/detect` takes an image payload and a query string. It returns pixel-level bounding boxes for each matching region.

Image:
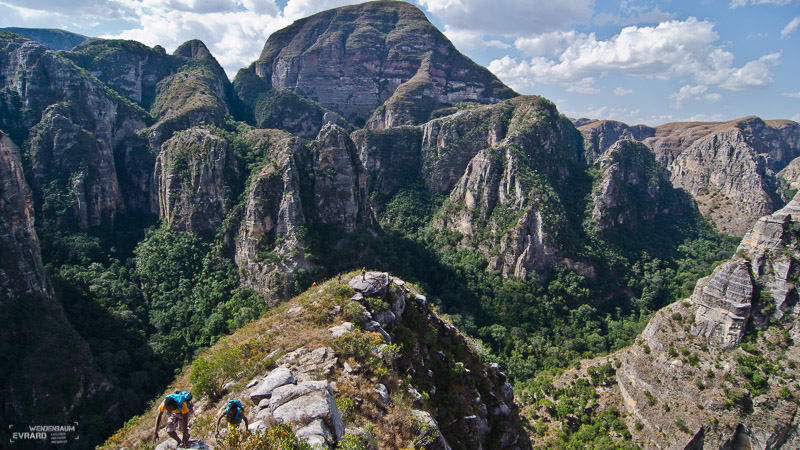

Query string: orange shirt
[158,400,190,414]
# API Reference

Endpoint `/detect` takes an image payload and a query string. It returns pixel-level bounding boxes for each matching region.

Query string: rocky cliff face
[426,97,584,278]
[533,194,800,449]
[578,117,800,236]
[0,131,113,435]
[102,271,530,449]
[154,127,240,238]
[590,140,680,238]
[0,34,148,228]
[235,0,515,128]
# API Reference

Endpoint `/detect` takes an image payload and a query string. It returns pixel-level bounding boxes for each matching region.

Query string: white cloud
[564,105,645,123]
[793,114,800,122]
[783,91,800,98]
[730,0,792,8]
[614,87,634,95]
[490,18,781,94]
[781,17,800,37]
[670,84,709,108]
[688,113,725,122]
[416,0,593,36]
[442,27,510,52]
[594,6,676,26]
[282,0,358,21]
[0,0,135,19]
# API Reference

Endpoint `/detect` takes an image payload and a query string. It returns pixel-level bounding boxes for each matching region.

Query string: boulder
[295,418,334,444]
[271,381,345,441]
[329,322,355,338]
[248,366,295,404]
[348,272,390,297]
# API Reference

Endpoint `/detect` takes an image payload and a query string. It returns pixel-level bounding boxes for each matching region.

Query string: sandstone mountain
[526,194,800,448]
[1,1,799,447]
[233,0,516,130]
[578,117,800,236]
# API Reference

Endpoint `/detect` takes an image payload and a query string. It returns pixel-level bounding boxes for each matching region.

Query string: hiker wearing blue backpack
[215,399,249,437]
[153,390,194,447]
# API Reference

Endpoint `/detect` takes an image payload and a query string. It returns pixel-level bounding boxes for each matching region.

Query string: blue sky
[1,0,798,125]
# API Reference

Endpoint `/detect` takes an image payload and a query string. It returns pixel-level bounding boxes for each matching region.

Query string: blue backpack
[225,400,243,424]
[166,391,193,411]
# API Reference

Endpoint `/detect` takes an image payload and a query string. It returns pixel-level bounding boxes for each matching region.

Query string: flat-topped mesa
[237,0,516,128]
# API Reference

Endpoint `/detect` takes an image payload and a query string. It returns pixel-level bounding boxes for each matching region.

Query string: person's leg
[165,415,182,446]
[181,412,192,447]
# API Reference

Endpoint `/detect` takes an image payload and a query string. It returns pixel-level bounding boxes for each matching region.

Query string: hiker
[154,390,193,448]
[337,273,341,285]
[362,267,366,281]
[215,399,249,437]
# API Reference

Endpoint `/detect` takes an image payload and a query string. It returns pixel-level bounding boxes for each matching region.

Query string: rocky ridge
[529,194,800,448]
[104,271,529,449]
[578,117,800,236]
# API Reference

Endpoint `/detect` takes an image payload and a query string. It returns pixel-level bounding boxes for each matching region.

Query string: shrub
[668,346,678,358]
[189,344,242,401]
[675,418,689,433]
[216,424,312,449]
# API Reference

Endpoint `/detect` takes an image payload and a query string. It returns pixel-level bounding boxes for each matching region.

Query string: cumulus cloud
[781,17,800,37]
[416,0,593,36]
[442,27,511,52]
[103,0,367,77]
[1,0,136,19]
[614,87,635,96]
[783,91,800,98]
[594,6,676,26]
[669,85,723,108]
[670,84,709,108]
[490,18,782,94]
[730,0,792,8]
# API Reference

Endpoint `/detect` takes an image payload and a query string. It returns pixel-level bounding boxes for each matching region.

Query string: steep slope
[578,117,800,236]
[102,271,529,449]
[0,34,148,229]
[526,194,800,448]
[234,0,515,129]
[0,131,115,443]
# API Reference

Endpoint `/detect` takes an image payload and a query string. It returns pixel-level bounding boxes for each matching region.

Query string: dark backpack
[225,400,243,424]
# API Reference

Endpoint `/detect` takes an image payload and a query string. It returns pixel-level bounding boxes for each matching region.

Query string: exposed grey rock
[257,398,270,409]
[690,259,754,350]
[248,420,267,433]
[249,366,295,404]
[411,409,451,450]
[271,381,344,441]
[364,321,391,343]
[349,272,390,297]
[329,322,356,339]
[375,383,390,404]
[246,379,259,389]
[295,418,334,444]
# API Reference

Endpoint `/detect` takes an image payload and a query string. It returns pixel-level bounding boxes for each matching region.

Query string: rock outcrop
[154,127,240,238]
[236,0,515,128]
[578,117,800,236]
[103,272,530,449]
[535,194,800,449]
[590,139,681,238]
[428,96,584,278]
